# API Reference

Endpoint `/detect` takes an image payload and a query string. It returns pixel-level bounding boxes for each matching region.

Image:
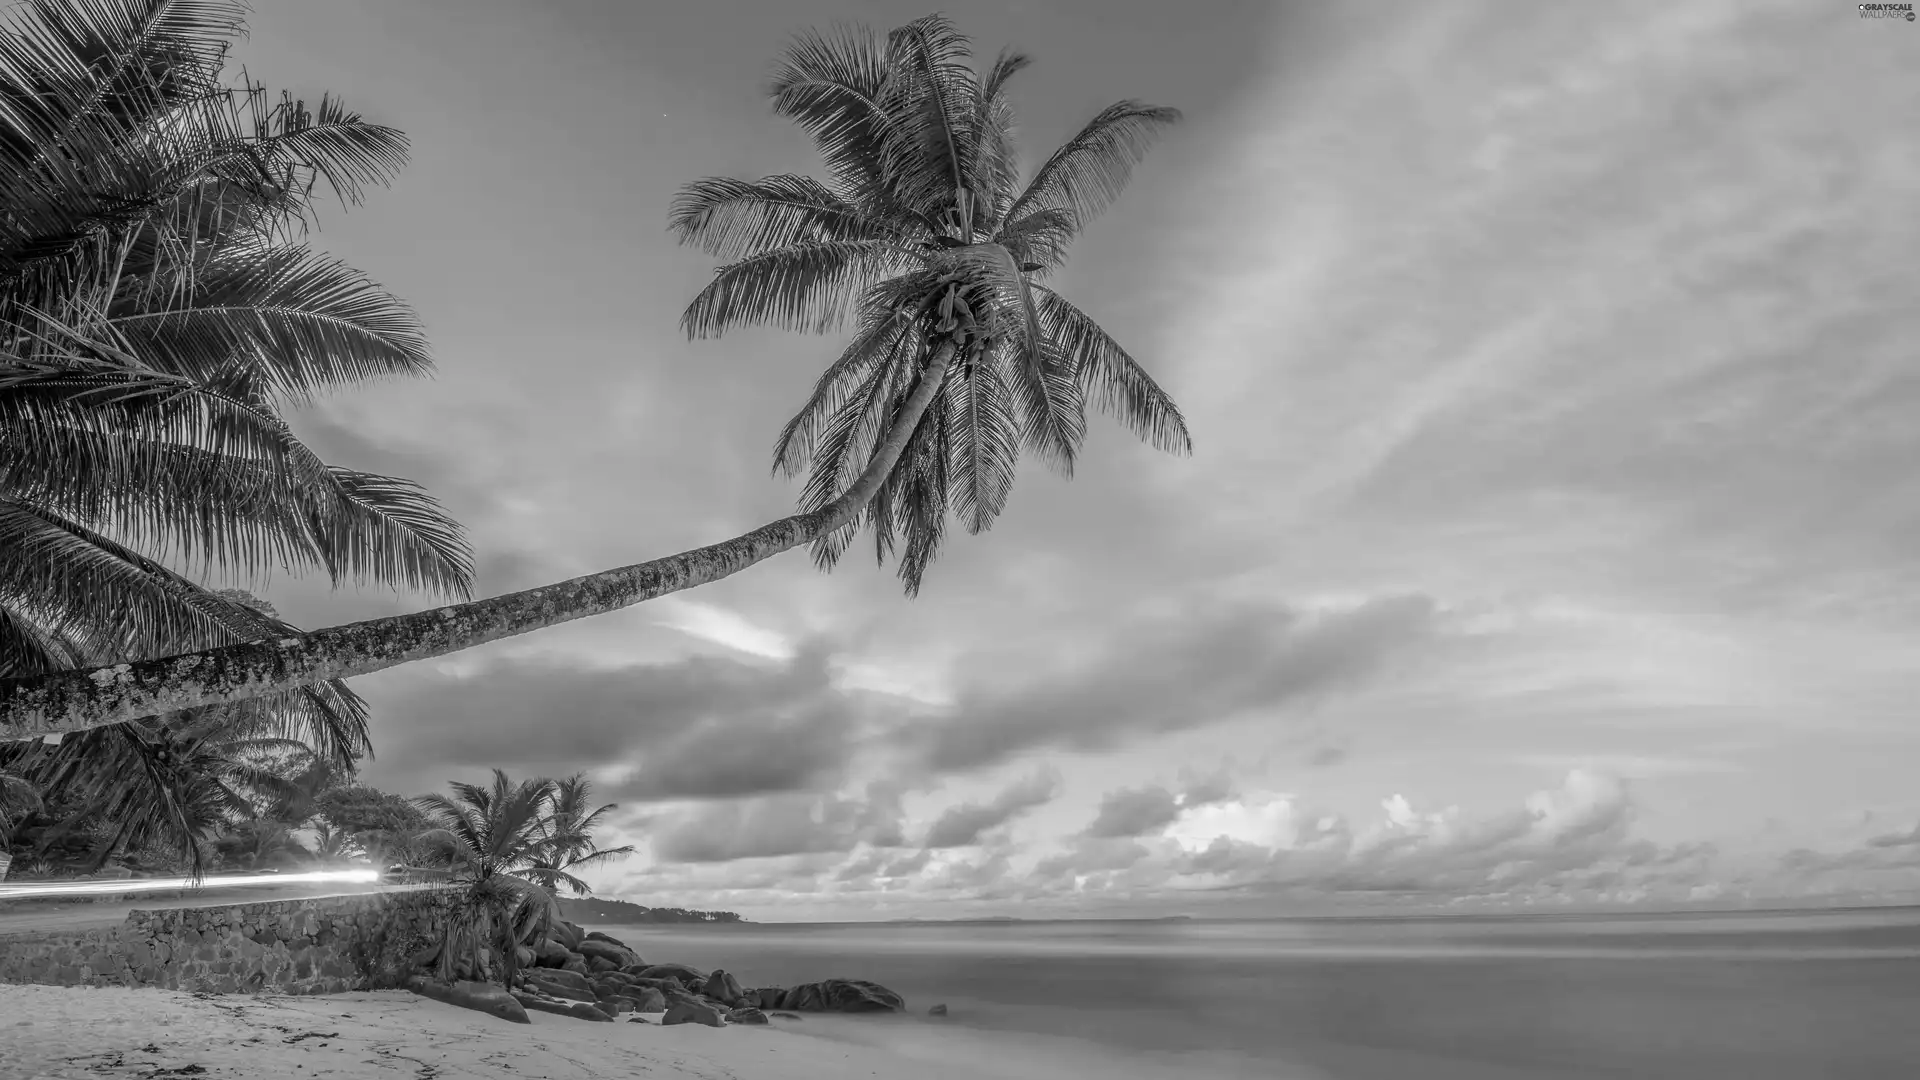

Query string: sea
[599,906,1920,1080]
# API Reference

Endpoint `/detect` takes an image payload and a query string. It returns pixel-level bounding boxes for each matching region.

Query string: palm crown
[672,14,1191,594]
[0,0,472,762]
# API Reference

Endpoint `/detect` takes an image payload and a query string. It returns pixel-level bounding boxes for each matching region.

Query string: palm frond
[1033,284,1191,455]
[105,244,432,400]
[1004,101,1180,228]
[668,174,899,260]
[679,239,916,339]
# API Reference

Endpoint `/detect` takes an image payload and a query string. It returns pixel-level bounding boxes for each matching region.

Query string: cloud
[1083,771,1239,838]
[357,640,874,802]
[651,785,905,864]
[923,770,1061,849]
[911,595,1439,772]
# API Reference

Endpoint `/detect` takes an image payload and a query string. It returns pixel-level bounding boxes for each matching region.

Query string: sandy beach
[0,983,1232,1080]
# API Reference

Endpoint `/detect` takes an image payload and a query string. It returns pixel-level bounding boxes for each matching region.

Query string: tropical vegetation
[0,10,1192,742]
[0,0,469,872]
[409,769,636,984]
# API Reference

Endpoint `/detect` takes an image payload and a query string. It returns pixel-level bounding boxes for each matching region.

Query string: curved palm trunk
[0,343,959,741]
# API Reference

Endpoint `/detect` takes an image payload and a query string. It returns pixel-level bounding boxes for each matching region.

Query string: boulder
[725,1007,769,1025]
[551,921,586,950]
[584,930,628,948]
[770,1012,803,1021]
[577,939,638,967]
[586,954,621,975]
[601,997,635,1016]
[638,963,708,984]
[407,977,531,1024]
[528,967,594,995]
[628,1015,652,1024]
[523,974,596,1004]
[751,987,786,1010]
[663,1000,725,1028]
[617,987,666,1012]
[700,969,746,1005]
[559,952,589,976]
[778,979,906,1014]
[511,992,613,1023]
[626,975,688,993]
[929,1003,948,1016]
[513,945,536,969]
[532,938,571,968]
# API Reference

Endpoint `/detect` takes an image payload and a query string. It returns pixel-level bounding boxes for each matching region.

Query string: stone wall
[0,887,459,994]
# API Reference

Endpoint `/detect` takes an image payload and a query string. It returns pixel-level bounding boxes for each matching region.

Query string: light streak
[0,868,381,901]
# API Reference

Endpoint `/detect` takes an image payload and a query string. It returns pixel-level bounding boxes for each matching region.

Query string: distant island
[558,897,746,924]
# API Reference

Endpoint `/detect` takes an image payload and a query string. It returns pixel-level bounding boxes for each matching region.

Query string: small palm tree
[412,770,568,985]
[0,767,38,878]
[0,12,1190,737]
[10,709,303,877]
[525,772,634,896]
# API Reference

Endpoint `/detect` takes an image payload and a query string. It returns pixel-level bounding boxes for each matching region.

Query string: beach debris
[663,1000,726,1028]
[928,1004,948,1016]
[406,976,531,1024]
[512,990,614,1022]
[775,979,906,1014]
[725,1006,769,1025]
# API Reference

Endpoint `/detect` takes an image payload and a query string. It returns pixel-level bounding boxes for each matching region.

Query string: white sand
[0,984,1279,1080]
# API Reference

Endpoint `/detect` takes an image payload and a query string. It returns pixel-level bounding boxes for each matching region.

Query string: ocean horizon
[600,905,1920,1079]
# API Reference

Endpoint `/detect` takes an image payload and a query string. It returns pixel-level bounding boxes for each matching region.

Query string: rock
[409,942,443,970]
[513,945,536,969]
[751,987,785,1010]
[701,969,746,1005]
[559,952,589,976]
[512,991,614,1022]
[928,1003,948,1016]
[523,973,597,1004]
[407,977,531,1024]
[576,939,639,970]
[618,987,666,1012]
[586,954,621,975]
[584,930,628,948]
[771,1011,803,1021]
[725,1007,769,1025]
[551,921,586,950]
[602,998,635,1016]
[663,1000,725,1028]
[638,963,708,984]
[532,938,571,968]
[779,979,906,1014]
[623,975,684,993]
[628,1015,652,1024]
[527,967,594,995]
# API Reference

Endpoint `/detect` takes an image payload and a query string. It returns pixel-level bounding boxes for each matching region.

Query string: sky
[225,0,1920,920]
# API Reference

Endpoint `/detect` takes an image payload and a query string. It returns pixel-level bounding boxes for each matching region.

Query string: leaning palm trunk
[0,343,957,741]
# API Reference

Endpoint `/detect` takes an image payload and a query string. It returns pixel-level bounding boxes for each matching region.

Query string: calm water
[601,908,1920,1080]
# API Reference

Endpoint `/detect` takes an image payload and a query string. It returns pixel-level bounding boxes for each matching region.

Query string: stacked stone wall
[0,888,458,994]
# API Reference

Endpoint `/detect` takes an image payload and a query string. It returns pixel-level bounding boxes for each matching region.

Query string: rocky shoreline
[407,917,913,1028]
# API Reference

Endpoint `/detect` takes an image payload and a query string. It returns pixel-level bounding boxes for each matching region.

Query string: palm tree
[0,767,38,878]
[0,13,1189,738]
[0,5,472,750]
[524,772,634,896]
[412,769,568,985]
[5,707,306,876]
